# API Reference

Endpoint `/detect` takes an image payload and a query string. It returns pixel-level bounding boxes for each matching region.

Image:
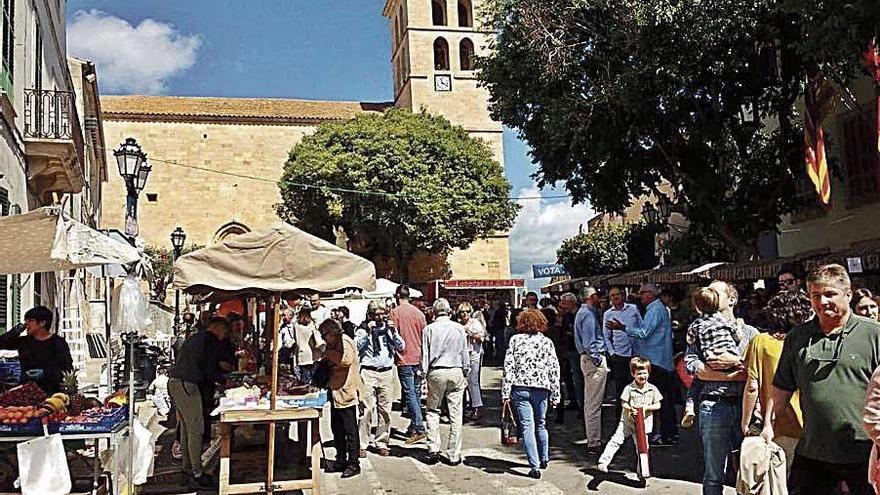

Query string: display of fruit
[104,390,128,408]
[61,371,85,416]
[0,383,46,407]
[39,393,69,416]
[0,406,39,424]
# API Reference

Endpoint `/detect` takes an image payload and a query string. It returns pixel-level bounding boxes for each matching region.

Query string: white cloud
[68,10,201,94]
[508,187,595,292]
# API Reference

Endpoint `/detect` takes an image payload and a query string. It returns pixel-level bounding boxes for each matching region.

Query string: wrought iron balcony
[22,88,86,199]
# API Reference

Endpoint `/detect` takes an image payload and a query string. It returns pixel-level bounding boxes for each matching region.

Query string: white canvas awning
[363,278,423,299]
[173,222,376,296]
[0,207,141,276]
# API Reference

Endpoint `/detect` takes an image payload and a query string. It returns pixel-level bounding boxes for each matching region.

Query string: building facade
[100,0,512,286]
[777,78,880,257]
[0,0,106,331]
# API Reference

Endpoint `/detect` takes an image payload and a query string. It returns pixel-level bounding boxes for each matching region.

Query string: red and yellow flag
[863,39,880,166]
[803,72,837,205]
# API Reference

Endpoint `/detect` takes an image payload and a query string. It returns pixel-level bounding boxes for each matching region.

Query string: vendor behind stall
[168,316,230,489]
[0,306,73,394]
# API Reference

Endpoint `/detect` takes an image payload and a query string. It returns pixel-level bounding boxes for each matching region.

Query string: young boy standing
[597,357,662,476]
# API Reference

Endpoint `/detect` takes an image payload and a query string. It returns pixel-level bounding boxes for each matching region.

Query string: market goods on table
[0,383,128,435]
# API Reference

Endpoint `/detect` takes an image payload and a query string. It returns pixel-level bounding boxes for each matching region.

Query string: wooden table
[218,408,322,495]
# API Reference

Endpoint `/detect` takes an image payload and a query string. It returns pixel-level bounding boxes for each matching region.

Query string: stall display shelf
[0,406,128,436]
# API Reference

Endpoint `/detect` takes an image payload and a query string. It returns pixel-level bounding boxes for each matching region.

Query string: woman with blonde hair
[502,309,560,479]
[458,301,486,421]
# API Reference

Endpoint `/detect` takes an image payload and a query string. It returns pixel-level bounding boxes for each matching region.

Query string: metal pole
[172,247,181,360]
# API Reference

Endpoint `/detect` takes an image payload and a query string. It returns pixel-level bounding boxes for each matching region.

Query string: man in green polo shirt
[764,264,880,495]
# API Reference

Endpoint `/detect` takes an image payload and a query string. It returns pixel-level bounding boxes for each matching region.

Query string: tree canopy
[480,0,880,260]
[276,108,520,282]
[556,222,656,278]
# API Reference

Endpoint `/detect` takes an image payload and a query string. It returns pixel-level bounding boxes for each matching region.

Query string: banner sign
[442,279,525,289]
[532,263,568,279]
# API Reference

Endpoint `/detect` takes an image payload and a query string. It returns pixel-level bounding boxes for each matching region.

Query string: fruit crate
[0,406,129,436]
[0,360,20,382]
[55,406,129,434]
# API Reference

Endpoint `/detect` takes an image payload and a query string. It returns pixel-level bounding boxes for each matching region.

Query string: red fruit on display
[0,383,47,407]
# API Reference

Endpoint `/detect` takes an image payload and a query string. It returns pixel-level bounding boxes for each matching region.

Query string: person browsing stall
[355,300,404,457]
[168,316,231,490]
[0,306,73,394]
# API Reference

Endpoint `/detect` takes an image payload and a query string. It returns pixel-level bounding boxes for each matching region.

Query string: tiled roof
[101,95,391,124]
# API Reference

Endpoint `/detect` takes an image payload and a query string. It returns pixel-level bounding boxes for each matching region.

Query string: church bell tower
[383,0,512,282]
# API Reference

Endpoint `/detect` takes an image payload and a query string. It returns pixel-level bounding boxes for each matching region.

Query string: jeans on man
[581,354,608,447]
[511,386,550,471]
[567,350,585,410]
[607,354,632,410]
[398,365,424,434]
[788,454,871,495]
[650,365,678,440]
[698,398,742,495]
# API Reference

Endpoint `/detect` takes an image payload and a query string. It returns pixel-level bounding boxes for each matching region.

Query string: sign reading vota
[532,264,568,278]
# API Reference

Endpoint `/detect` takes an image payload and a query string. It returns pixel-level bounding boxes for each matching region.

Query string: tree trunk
[394,248,413,285]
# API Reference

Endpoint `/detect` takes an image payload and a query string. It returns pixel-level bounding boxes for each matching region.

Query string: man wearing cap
[608,283,676,444]
[574,286,608,453]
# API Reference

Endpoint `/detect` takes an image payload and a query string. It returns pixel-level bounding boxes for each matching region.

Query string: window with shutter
[0,187,7,330]
[0,0,14,96]
[842,106,880,208]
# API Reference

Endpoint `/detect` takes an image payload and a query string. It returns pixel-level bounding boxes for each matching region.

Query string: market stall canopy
[364,278,423,299]
[172,222,377,296]
[0,206,140,276]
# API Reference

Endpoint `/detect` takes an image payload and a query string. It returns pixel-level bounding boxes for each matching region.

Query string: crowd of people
[160,263,880,494]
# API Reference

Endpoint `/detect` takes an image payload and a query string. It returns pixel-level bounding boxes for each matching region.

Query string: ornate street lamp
[170,227,186,339]
[641,201,659,227]
[113,137,146,183]
[114,138,149,239]
[133,160,152,193]
[657,195,672,222]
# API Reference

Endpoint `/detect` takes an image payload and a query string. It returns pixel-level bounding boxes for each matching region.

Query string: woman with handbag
[319,319,363,479]
[502,309,561,480]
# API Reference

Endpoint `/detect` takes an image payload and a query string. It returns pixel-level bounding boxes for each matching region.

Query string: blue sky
[67,0,594,289]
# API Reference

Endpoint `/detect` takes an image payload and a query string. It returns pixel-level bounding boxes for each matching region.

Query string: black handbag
[310,359,332,389]
[501,401,519,446]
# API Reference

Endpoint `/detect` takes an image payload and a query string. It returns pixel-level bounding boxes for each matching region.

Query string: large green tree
[277,108,520,282]
[480,0,880,260]
[556,222,656,277]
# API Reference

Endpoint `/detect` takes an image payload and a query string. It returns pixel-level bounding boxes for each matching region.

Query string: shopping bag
[17,428,71,495]
[501,401,519,446]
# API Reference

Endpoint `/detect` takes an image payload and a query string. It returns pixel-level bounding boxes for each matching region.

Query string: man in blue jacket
[608,283,676,444]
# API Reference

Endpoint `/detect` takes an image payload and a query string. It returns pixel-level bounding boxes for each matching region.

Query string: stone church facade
[100,0,512,286]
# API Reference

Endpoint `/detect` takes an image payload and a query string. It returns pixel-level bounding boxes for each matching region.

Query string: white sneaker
[597,463,609,473]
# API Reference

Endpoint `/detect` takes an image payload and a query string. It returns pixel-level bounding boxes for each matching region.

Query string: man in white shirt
[603,286,642,413]
[310,293,331,325]
[422,298,470,465]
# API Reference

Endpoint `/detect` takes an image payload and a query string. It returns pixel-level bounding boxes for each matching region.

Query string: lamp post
[170,227,186,337]
[113,137,149,239]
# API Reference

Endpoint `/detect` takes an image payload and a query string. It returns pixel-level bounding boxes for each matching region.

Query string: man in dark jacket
[168,317,230,489]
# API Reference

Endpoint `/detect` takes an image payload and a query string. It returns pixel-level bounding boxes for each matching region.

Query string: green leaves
[480,0,880,260]
[556,222,656,277]
[276,108,520,278]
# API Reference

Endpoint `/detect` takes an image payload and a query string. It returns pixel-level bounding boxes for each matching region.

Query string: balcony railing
[23,88,85,172]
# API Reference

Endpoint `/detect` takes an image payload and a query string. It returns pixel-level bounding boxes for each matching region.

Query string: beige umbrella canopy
[172,222,376,296]
[0,206,140,276]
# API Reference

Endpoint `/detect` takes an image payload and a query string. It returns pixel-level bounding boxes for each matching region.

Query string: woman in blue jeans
[502,309,561,479]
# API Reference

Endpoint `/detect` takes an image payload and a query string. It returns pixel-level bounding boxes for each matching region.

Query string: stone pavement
[319,365,735,495]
